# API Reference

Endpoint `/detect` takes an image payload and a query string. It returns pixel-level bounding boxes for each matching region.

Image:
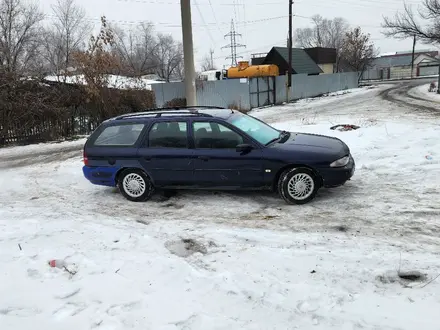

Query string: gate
[249,76,276,109]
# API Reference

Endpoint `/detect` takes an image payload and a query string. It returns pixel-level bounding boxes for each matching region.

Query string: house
[262,47,322,75]
[304,47,337,74]
[362,49,439,80]
[416,56,440,76]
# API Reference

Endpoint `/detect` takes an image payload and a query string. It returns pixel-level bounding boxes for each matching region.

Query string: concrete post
[180,0,197,105]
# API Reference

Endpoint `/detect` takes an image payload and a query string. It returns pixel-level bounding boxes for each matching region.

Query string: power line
[201,39,286,63]
[116,0,420,5]
[233,0,238,31]
[293,14,384,29]
[242,0,248,46]
[222,19,246,67]
[193,0,216,45]
[44,14,288,28]
[113,0,291,5]
[207,0,223,37]
[294,0,412,11]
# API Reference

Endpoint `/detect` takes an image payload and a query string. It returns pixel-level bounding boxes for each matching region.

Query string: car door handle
[198,156,210,161]
[144,157,152,161]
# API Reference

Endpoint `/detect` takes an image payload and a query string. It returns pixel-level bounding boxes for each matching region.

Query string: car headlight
[330,155,350,168]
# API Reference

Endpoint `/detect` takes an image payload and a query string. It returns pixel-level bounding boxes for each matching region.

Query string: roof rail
[160,106,226,110]
[115,111,213,120]
[114,106,228,120]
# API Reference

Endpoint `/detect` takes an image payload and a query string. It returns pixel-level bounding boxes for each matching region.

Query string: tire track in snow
[0,146,82,169]
[379,80,440,116]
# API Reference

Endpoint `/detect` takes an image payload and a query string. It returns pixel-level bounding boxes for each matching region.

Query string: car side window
[148,121,188,148]
[94,124,145,146]
[193,122,243,149]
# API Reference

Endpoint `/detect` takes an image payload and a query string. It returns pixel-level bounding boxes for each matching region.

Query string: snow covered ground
[0,138,86,159]
[408,83,440,103]
[1,84,440,329]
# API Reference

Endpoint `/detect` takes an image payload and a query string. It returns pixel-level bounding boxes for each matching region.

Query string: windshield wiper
[265,130,289,146]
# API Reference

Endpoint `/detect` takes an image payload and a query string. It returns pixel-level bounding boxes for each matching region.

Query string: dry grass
[228,101,250,113]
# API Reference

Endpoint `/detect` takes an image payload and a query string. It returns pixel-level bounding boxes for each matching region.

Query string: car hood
[270,132,349,155]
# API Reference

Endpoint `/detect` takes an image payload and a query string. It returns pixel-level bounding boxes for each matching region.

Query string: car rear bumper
[318,155,355,188]
[83,166,118,187]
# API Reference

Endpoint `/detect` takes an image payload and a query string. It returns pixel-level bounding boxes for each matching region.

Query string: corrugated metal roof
[372,55,413,67]
[272,47,323,74]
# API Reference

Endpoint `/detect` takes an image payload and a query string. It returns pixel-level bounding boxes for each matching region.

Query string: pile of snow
[409,83,440,103]
[44,74,165,91]
[0,138,86,159]
[1,86,440,329]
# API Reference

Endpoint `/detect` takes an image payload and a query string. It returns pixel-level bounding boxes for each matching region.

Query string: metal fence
[276,72,359,102]
[152,71,359,110]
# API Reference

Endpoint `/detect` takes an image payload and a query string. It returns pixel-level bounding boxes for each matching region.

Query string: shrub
[163,98,187,108]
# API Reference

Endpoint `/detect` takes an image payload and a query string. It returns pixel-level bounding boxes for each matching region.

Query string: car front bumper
[318,155,355,188]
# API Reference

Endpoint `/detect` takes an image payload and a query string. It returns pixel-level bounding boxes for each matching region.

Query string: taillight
[83,150,89,166]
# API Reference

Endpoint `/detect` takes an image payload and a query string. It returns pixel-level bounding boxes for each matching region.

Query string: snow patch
[165,238,210,257]
[408,83,440,103]
[44,74,165,91]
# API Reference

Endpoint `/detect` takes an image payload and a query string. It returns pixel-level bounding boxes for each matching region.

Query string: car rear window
[93,124,145,146]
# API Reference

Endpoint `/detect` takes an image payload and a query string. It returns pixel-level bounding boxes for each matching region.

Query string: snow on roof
[44,74,165,90]
[379,52,396,57]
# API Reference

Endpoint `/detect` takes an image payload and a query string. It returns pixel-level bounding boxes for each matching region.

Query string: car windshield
[228,113,280,145]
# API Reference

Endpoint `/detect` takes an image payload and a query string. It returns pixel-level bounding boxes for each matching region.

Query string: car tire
[118,169,154,202]
[278,167,319,205]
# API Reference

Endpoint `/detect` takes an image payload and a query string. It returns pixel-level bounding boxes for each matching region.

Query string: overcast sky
[40,0,439,71]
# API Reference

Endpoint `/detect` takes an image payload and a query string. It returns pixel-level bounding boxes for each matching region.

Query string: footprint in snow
[297,300,320,313]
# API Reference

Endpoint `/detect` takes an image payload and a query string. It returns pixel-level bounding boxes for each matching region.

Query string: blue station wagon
[83,106,355,205]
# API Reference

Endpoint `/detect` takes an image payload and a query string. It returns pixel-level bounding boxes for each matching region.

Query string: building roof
[268,47,323,74]
[304,47,337,64]
[372,55,414,67]
[373,50,439,67]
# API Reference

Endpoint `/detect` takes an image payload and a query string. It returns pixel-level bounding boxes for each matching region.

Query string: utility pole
[209,48,214,69]
[180,0,197,106]
[287,0,293,88]
[222,20,246,67]
[410,34,416,79]
[438,62,440,94]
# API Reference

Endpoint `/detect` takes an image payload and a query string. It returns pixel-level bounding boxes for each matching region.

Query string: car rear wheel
[278,167,319,205]
[118,169,154,202]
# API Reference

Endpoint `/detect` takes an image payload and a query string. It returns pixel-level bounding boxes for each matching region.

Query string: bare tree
[42,0,91,78]
[0,0,45,75]
[382,0,440,44]
[154,33,183,82]
[174,46,185,81]
[295,15,349,71]
[340,27,377,81]
[73,16,119,95]
[200,53,216,71]
[112,22,158,77]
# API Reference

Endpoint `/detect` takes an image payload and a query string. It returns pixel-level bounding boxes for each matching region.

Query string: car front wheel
[118,169,154,202]
[278,167,319,205]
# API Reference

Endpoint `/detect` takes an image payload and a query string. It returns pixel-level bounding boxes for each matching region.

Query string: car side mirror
[236,144,253,153]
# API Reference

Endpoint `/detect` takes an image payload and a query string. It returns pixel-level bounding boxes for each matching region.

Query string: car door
[137,120,195,187]
[191,120,264,188]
